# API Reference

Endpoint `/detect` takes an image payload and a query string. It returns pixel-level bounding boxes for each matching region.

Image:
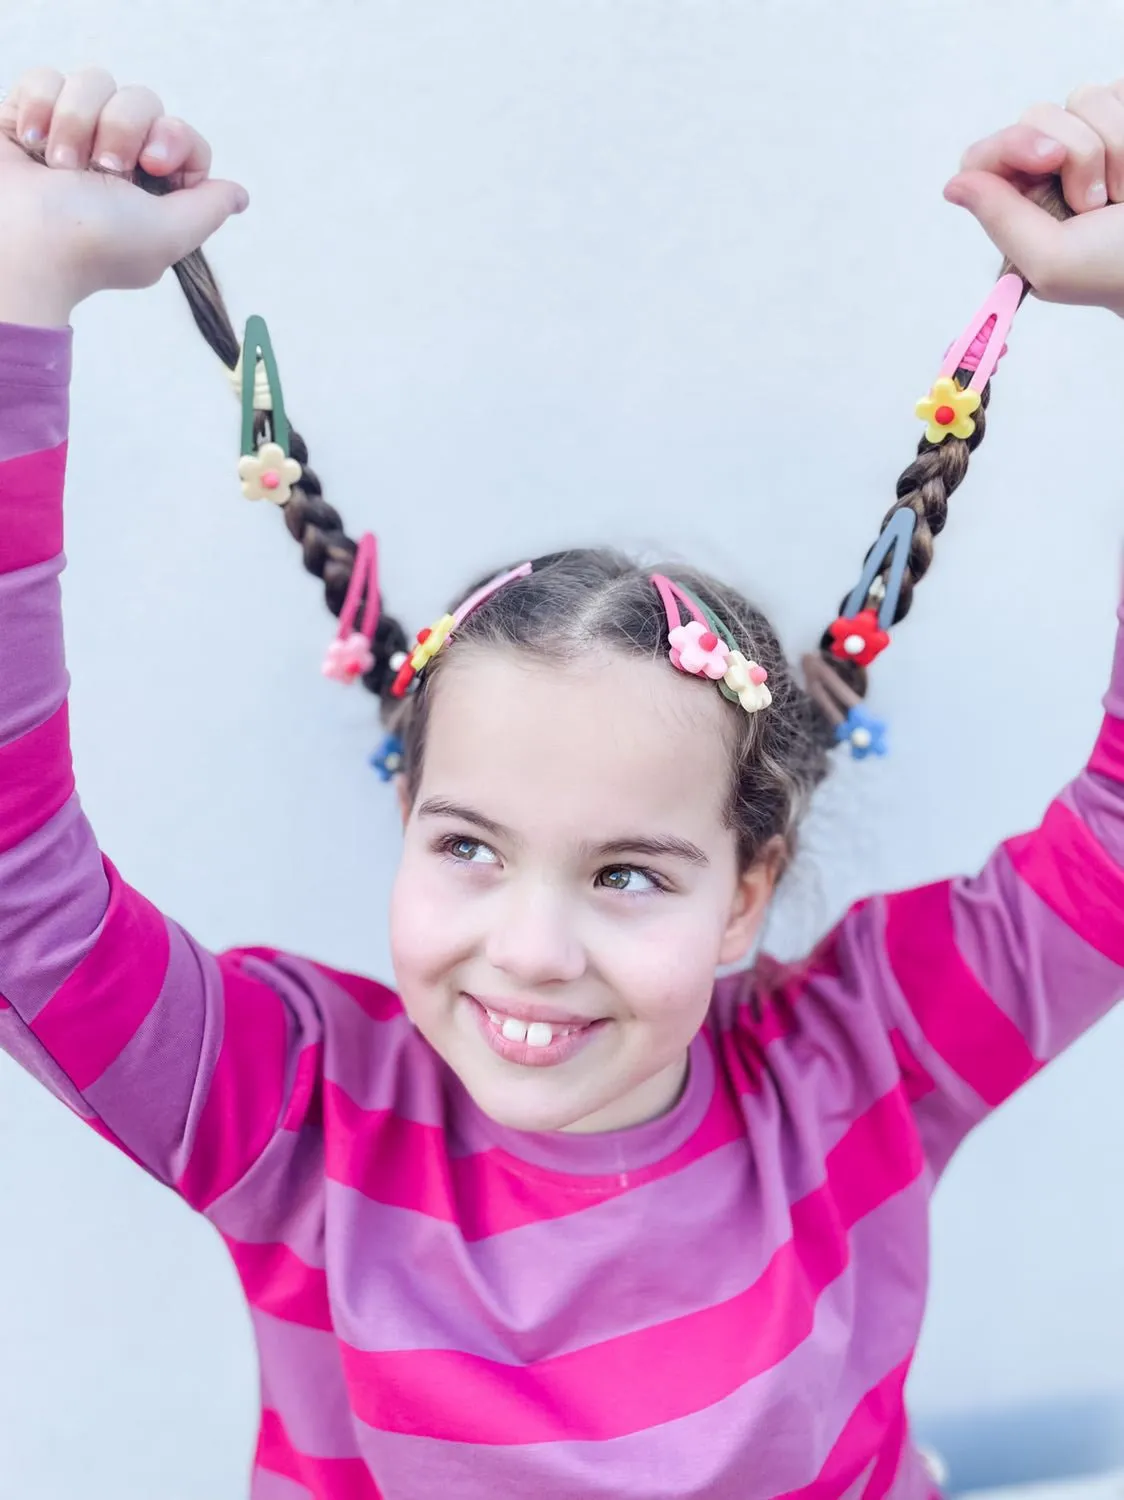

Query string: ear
[395,774,412,829]
[717,840,782,967]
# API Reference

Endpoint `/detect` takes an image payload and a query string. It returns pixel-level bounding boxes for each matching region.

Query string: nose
[483,879,587,987]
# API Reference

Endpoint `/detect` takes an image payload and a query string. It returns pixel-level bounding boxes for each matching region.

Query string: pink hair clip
[650,574,770,714]
[322,532,380,684]
[915,272,1023,444]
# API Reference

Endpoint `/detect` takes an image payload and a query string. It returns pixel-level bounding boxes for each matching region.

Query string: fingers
[6,66,65,148]
[959,122,1067,181]
[1020,100,1108,211]
[943,170,1066,287]
[89,84,165,174]
[45,66,120,169]
[137,115,213,186]
[1066,83,1124,203]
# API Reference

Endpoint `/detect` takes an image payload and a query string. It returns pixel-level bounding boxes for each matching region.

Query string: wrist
[0,272,75,331]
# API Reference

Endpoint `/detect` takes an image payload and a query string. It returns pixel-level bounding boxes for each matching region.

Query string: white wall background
[1,1,1123,1494]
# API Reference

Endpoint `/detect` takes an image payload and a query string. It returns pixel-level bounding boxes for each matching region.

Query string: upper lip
[466,993,603,1027]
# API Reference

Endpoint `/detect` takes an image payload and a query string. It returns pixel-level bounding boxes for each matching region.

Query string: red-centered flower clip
[828,608,890,667]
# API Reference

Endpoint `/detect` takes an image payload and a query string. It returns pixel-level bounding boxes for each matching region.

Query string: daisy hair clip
[232,315,303,505]
[650,574,771,714]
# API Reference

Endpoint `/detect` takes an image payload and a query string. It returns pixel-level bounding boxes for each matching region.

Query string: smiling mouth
[464,995,608,1067]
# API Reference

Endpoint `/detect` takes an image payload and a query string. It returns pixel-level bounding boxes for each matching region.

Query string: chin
[463,1070,600,1134]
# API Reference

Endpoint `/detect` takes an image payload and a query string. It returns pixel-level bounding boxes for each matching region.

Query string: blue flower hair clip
[803,654,888,763]
[370,734,404,783]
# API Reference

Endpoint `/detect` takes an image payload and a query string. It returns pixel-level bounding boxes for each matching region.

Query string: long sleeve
[816,600,1124,1176]
[0,324,324,1212]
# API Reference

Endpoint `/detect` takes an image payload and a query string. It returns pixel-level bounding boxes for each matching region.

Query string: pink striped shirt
[3,321,1124,1499]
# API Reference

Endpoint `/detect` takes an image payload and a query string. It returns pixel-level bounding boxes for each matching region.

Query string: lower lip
[467,996,606,1068]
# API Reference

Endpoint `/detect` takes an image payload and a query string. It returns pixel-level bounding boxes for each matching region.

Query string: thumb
[944,169,1062,286]
[153,177,250,263]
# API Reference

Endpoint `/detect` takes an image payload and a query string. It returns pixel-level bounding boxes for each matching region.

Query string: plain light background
[1,1,1123,1494]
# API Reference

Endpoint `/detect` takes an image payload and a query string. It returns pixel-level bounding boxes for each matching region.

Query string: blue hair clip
[370,734,404,783]
[834,707,888,761]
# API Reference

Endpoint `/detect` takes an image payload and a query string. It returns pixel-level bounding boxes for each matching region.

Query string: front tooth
[526,1022,554,1049]
[501,1017,528,1043]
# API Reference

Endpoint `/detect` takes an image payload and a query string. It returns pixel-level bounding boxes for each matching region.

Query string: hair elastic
[323,532,381,684]
[391,562,534,698]
[650,574,771,714]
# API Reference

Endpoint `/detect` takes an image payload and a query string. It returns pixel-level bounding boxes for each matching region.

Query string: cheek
[388,852,465,991]
[602,898,729,1029]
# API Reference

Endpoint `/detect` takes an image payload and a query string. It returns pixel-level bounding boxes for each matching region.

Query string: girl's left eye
[596,865,664,894]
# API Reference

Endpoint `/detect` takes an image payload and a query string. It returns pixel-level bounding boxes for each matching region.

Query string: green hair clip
[234,315,303,505]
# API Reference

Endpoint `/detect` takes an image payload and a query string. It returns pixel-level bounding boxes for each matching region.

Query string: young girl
[1,63,1123,1500]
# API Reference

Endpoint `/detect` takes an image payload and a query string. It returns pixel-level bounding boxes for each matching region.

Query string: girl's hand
[0,66,248,326]
[946,80,1124,314]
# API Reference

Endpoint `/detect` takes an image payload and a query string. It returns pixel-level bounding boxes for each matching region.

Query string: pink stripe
[324,1073,745,1239]
[776,1362,910,1498]
[1089,714,1124,784]
[282,1043,322,1132]
[257,1410,383,1500]
[30,860,170,1090]
[1007,799,1124,967]
[86,1113,147,1171]
[177,955,291,1210]
[884,882,1040,1107]
[0,701,74,852]
[338,1088,921,1444]
[0,443,67,573]
[888,1029,935,1103]
[307,962,401,1021]
[228,1236,332,1331]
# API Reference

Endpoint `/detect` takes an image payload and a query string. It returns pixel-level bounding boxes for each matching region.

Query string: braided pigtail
[132,169,410,700]
[806,180,1072,758]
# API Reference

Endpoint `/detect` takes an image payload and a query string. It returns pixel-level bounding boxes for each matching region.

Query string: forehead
[418,647,736,839]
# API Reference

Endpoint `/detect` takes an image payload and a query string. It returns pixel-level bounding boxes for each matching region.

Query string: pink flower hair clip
[322,532,380,685]
[651,574,771,715]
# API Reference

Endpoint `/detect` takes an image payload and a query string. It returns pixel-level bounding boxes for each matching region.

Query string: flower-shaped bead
[834,707,887,761]
[370,734,405,783]
[237,442,303,504]
[322,631,375,684]
[410,613,457,672]
[668,620,731,679]
[828,609,890,668]
[723,651,772,712]
[915,376,981,445]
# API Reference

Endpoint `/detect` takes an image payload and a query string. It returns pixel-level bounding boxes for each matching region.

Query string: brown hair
[144,166,1065,873]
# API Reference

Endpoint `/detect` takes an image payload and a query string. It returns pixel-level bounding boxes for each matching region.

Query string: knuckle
[1066,82,1102,111]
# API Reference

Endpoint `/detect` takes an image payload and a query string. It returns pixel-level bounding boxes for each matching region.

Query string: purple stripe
[251,1470,314,1500]
[321,1003,432,1117]
[348,1182,927,1500]
[253,1310,364,1459]
[81,921,220,1182]
[0,1008,95,1116]
[0,793,109,1017]
[0,557,67,744]
[952,839,1124,1061]
[209,1122,327,1263]
[0,324,71,464]
[1070,772,1124,866]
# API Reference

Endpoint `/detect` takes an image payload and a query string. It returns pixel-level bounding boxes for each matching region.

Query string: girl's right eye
[438,835,500,866]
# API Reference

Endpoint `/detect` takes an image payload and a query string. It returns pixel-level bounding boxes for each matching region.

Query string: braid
[817,376,993,701]
[133,167,410,699]
[810,177,1072,729]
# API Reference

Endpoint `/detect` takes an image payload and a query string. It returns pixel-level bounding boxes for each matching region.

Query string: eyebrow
[416,799,710,867]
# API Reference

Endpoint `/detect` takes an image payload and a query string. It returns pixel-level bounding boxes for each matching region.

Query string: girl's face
[390,647,773,1134]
